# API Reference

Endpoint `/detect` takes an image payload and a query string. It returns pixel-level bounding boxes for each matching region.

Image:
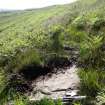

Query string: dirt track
[29,65,80,101]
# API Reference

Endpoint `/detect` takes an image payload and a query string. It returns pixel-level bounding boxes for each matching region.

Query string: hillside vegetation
[0,0,105,104]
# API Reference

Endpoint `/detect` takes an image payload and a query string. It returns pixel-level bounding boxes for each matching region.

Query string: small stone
[66,90,78,96]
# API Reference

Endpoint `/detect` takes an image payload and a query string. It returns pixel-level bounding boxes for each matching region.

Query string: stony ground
[28,65,80,101]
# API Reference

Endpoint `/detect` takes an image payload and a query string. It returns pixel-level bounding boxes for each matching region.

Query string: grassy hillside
[0,0,105,56]
[0,0,105,104]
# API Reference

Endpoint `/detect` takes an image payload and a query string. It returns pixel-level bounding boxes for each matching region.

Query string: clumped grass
[13,94,29,105]
[31,98,63,105]
[1,0,105,105]
[0,68,9,105]
[78,69,105,97]
[73,102,82,105]
[79,35,104,68]
[0,68,7,90]
[0,89,29,105]
[95,89,105,105]
[8,48,42,72]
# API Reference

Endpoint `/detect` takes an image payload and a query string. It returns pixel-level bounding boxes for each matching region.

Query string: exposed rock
[29,65,80,101]
[65,90,79,96]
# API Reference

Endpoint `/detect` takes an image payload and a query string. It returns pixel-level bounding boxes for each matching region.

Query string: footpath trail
[29,65,80,101]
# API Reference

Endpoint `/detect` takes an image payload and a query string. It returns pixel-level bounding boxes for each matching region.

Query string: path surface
[29,65,80,101]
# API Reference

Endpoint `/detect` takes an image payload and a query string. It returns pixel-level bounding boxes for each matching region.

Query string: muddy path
[28,65,80,101]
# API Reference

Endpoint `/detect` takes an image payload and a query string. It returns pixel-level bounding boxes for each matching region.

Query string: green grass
[95,89,105,105]
[31,98,63,105]
[0,0,105,104]
[78,69,105,105]
[79,69,105,97]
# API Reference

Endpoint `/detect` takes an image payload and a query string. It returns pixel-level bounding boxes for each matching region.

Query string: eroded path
[29,65,80,101]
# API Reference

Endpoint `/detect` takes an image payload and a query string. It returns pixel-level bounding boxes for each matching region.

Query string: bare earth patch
[29,65,80,101]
